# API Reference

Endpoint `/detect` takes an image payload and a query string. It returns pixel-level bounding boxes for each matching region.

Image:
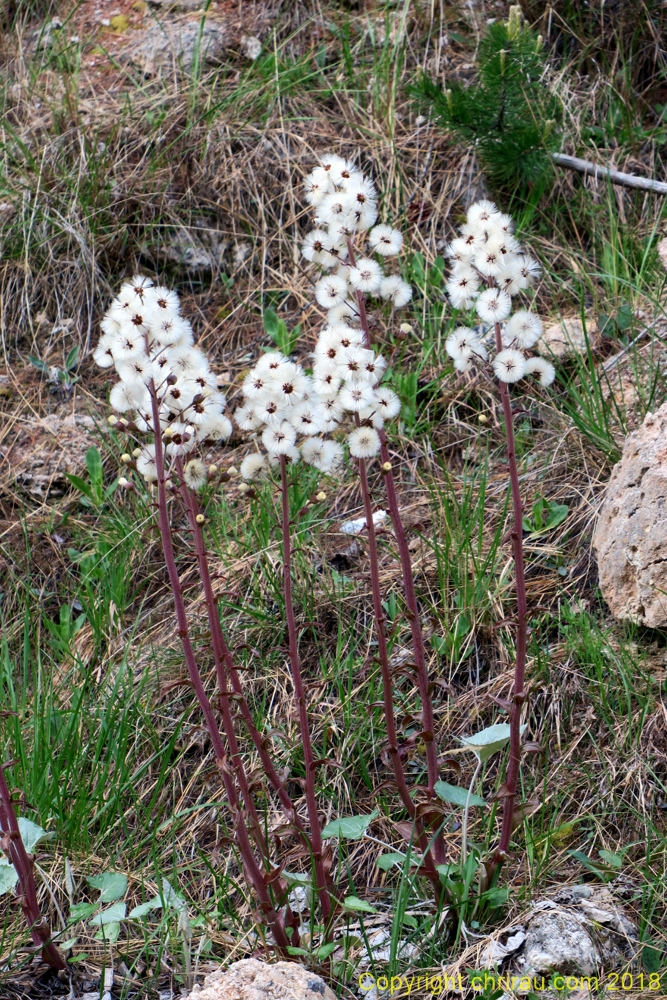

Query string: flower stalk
[0,766,66,972]
[279,456,333,925]
[149,387,290,952]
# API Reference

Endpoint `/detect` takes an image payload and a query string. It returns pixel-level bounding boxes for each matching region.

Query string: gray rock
[593,401,667,626]
[186,959,336,1000]
[124,17,226,76]
[518,888,637,978]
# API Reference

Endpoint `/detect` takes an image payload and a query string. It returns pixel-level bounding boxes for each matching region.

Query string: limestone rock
[537,316,595,358]
[123,18,226,75]
[593,401,667,626]
[187,959,335,1000]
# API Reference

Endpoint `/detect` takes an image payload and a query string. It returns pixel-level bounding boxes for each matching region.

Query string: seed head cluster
[94,276,231,488]
[238,155,407,479]
[445,200,555,387]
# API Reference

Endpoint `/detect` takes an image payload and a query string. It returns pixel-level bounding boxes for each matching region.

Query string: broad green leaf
[161,877,186,911]
[281,871,312,889]
[263,308,280,340]
[87,872,127,902]
[459,723,527,762]
[85,447,103,488]
[321,810,378,840]
[28,355,50,373]
[598,849,623,868]
[544,501,569,531]
[480,886,510,908]
[0,860,19,896]
[94,921,121,942]
[55,937,78,951]
[342,896,377,914]
[18,817,48,854]
[567,850,609,881]
[286,946,309,957]
[68,902,98,922]
[89,901,126,926]
[377,852,408,871]
[128,896,163,919]
[66,346,79,371]
[315,942,337,959]
[434,781,486,808]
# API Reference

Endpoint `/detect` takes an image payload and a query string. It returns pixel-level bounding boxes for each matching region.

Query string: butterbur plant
[444,199,555,868]
[95,277,307,952]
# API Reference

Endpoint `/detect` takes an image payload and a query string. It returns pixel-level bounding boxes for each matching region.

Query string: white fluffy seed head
[183,458,207,491]
[476,288,512,325]
[348,426,381,458]
[503,311,543,349]
[524,356,556,387]
[493,348,526,383]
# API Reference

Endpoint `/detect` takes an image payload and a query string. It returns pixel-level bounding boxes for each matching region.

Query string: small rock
[593,400,667,626]
[186,959,336,1000]
[241,35,262,60]
[537,316,595,358]
[124,18,226,76]
[157,225,228,273]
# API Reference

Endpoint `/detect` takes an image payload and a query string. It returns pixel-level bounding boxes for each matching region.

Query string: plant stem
[279,456,332,925]
[176,466,308,845]
[347,236,445,866]
[356,450,441,887]
[149,388,289,952]
[0,766,66,972]
[461,757,482,866]
[490,322,528,866]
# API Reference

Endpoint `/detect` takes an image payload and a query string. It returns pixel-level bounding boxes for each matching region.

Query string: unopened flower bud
[166,373,177,384]
[118,477,131,488]
[132,448,141,458]
[108,414,118,426]
[202,387,212,397]
[121,453,131,463]
[227,466,238,477]
[399,323,413,334]
[238,482,250,493]
[163,426,174,439]
[478,414,488,424]
[316,491,326,501]
[382,461,392,472]
[119,417,129,427]
[208,464,218,475]
[195,513,205,524]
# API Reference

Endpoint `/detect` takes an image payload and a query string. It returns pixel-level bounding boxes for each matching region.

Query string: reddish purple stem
[279,456,333,925]
[0,766,65,971]
[149,387,289,951]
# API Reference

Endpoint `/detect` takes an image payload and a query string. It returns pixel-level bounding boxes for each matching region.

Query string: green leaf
[65,345,79,371]
[434,781,486,808]
[18,817,49,854]
[543,501,569,531]
[89,901,126,925]
[64,474,95,503]
[286,946,309,957]
[281,871,312,889]
[85,447,103,488]
[161,877,186,912]
[567,850,610,881]
[480,886,509,908]
[377,852,408,871]
[93,921,121,942]
[68,902,98,922]
[315,942,337,960]
[27,354,50,373]
[128,896,163,919]
[459,723,527,762]
[321,810,378,840]
[87,872,127,902]
[342,896,377,914]
[0,859,19,896]
[598,849,623,868]
[263,308,280,340]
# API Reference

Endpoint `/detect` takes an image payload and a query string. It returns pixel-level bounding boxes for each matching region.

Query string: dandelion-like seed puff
[93,277,232,488]
[444,200,555,388]
[237,153,410,475]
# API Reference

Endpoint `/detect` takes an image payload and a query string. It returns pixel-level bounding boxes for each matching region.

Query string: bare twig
[552,152,667,195]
